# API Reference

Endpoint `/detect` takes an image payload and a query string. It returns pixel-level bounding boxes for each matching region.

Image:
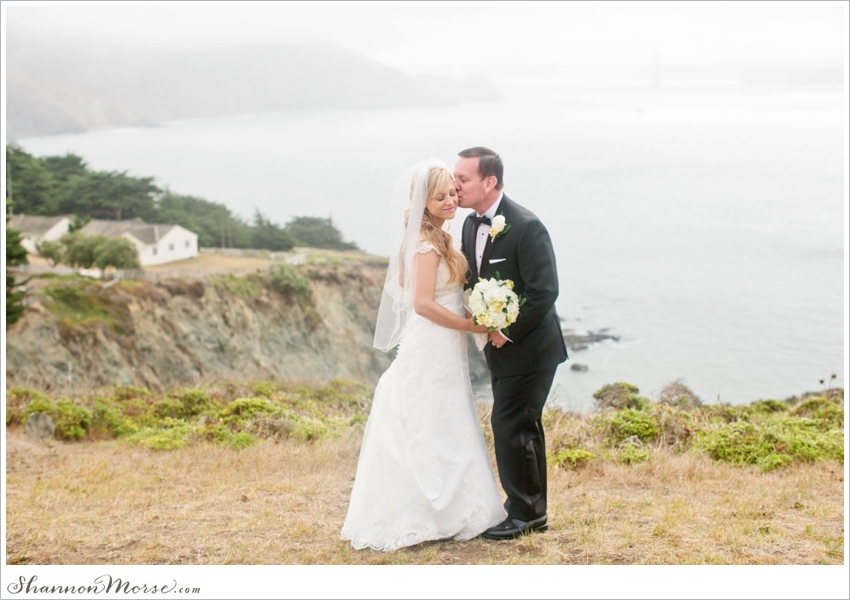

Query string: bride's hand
[467,318,489,334]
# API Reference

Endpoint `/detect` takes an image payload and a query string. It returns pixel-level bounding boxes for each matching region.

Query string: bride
[340,158,507,551]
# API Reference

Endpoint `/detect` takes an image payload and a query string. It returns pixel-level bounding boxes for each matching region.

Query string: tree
[41,153,88,185]
[5,225,30,327]
[156,191,249,248]
[60,232,103,269]
[283,216,358,250]
[58,170,160,221]
[69,215,92,232]
[251,209,295,251]
[93,237,140,271]
[35,240,64,266]
[5,145,59,215]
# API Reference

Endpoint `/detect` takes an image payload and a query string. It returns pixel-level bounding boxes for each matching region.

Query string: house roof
[5,214,75,237]
[80,218,180,246]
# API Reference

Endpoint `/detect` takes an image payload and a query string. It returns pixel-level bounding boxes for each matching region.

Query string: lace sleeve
[416,240,439,255]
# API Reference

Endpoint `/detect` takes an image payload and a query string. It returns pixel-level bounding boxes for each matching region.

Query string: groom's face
[454,157,488,213]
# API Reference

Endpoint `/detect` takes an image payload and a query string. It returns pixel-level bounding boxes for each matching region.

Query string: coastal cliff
[5,258,490,393]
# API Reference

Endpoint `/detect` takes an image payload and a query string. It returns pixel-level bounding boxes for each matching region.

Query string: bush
[249,381,278,398]
[36,240,64,266]
[649,403,696,448]
[209,274,263,299]
[593,382,648,411]
[597,408,660,444]
[193,424,255,450]
[93,236,140,270]
[6,388,52,426]
[130,423,194,451]
[695,418,843,471]
[219,397,287,428]
[749,399,789,415]
[618,445,652,465]
[658,379,702,409]
[268,263,312,301]
[789,396,844,429]
[91,397,139,438]
[548,448,595,469]
[52,399,92,440]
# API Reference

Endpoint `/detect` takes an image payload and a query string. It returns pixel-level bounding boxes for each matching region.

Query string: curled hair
[406,167,469,285]
[458,146,504,190]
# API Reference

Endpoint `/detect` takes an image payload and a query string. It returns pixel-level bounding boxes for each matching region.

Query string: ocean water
[15,84,846,411]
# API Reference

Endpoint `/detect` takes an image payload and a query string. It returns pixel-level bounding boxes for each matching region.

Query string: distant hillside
[6,40,504,140]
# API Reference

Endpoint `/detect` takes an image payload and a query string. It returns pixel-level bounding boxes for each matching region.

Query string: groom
[456,147,568,540]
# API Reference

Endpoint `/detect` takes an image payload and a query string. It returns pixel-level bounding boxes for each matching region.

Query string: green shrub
[38,277,131,333]
[130,423,194,450]
[304,306,322,330]
[110,385,153,402]
[618,445,651,465]
[593,382,648,411]
[219,397,287,428]
[548,448,594,469]
[52,399,91,440]
[598,409,660,444]
[657,379,702,409]
[268,263,312,301]
[91,397,139,438]
[695,418,843,471]
[649,403,696,448]
[210,274,263,299]
[789,396,844,429]
[289,415,328,441]
[749,399,789,414]
[6,388,52,426]
[249,381,277,399]
[193,424,255,450]
[155,388,215,420]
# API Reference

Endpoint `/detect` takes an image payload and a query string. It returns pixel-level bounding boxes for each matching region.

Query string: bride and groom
[341,147,568,551]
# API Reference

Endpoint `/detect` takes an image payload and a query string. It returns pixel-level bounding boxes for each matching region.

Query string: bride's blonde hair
[405,167,468,285]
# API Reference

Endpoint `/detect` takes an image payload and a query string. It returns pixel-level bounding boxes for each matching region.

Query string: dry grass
[142,253,278,272]
[6,419,844,565]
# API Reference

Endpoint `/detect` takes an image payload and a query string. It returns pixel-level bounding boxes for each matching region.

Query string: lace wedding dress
[340,241,506,551]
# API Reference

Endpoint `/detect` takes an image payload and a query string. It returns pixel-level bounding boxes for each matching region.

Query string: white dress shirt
[474,193,503,273]
[473,193,512,344]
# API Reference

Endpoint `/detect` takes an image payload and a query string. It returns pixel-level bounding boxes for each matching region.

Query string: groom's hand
[488,331,508,349]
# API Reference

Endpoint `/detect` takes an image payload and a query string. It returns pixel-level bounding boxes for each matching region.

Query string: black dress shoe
[482,515,548,540]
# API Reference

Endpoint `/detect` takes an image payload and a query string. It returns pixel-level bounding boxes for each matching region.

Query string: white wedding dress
[340,241,506,551]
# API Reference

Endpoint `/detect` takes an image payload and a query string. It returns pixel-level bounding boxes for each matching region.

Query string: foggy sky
[6,3,846,81]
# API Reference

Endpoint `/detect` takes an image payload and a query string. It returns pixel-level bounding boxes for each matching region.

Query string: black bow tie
[469,215,491,227]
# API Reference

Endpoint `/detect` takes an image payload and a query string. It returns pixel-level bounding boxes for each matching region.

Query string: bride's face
[425,180,459,226]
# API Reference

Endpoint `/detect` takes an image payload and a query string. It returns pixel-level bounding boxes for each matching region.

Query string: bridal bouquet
[468,273,526,350]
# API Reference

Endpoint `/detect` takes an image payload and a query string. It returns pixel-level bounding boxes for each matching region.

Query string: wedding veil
[373,158,449,352]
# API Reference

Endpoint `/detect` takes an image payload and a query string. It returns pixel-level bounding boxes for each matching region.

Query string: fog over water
[5,4,847,410]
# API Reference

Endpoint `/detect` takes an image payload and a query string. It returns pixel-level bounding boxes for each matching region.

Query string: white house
[80,218,199,267]
[5,214,75,253]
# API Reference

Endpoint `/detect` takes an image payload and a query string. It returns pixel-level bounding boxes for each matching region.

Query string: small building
[5,214,75,254]
[80,218,198,267]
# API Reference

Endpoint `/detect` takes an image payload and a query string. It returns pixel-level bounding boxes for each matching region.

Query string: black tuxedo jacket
[462,195,568,377]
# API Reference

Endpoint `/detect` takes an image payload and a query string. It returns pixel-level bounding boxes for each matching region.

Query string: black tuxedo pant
[490,366,558,521]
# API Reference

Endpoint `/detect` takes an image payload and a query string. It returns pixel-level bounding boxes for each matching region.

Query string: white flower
[468,277,522,333]
[489,215,507,240]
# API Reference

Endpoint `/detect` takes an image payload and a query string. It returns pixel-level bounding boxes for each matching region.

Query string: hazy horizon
[6,3,846,84]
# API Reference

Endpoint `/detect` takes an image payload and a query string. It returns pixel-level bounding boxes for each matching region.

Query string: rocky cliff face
[5,262,489,393]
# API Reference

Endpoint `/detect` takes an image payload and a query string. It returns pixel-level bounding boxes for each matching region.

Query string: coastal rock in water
[562,327,620,351]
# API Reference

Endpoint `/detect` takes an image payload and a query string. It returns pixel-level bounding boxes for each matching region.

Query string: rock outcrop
[5,261,490,393]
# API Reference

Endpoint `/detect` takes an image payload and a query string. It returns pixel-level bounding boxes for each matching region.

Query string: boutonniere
[489,214,510,241]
